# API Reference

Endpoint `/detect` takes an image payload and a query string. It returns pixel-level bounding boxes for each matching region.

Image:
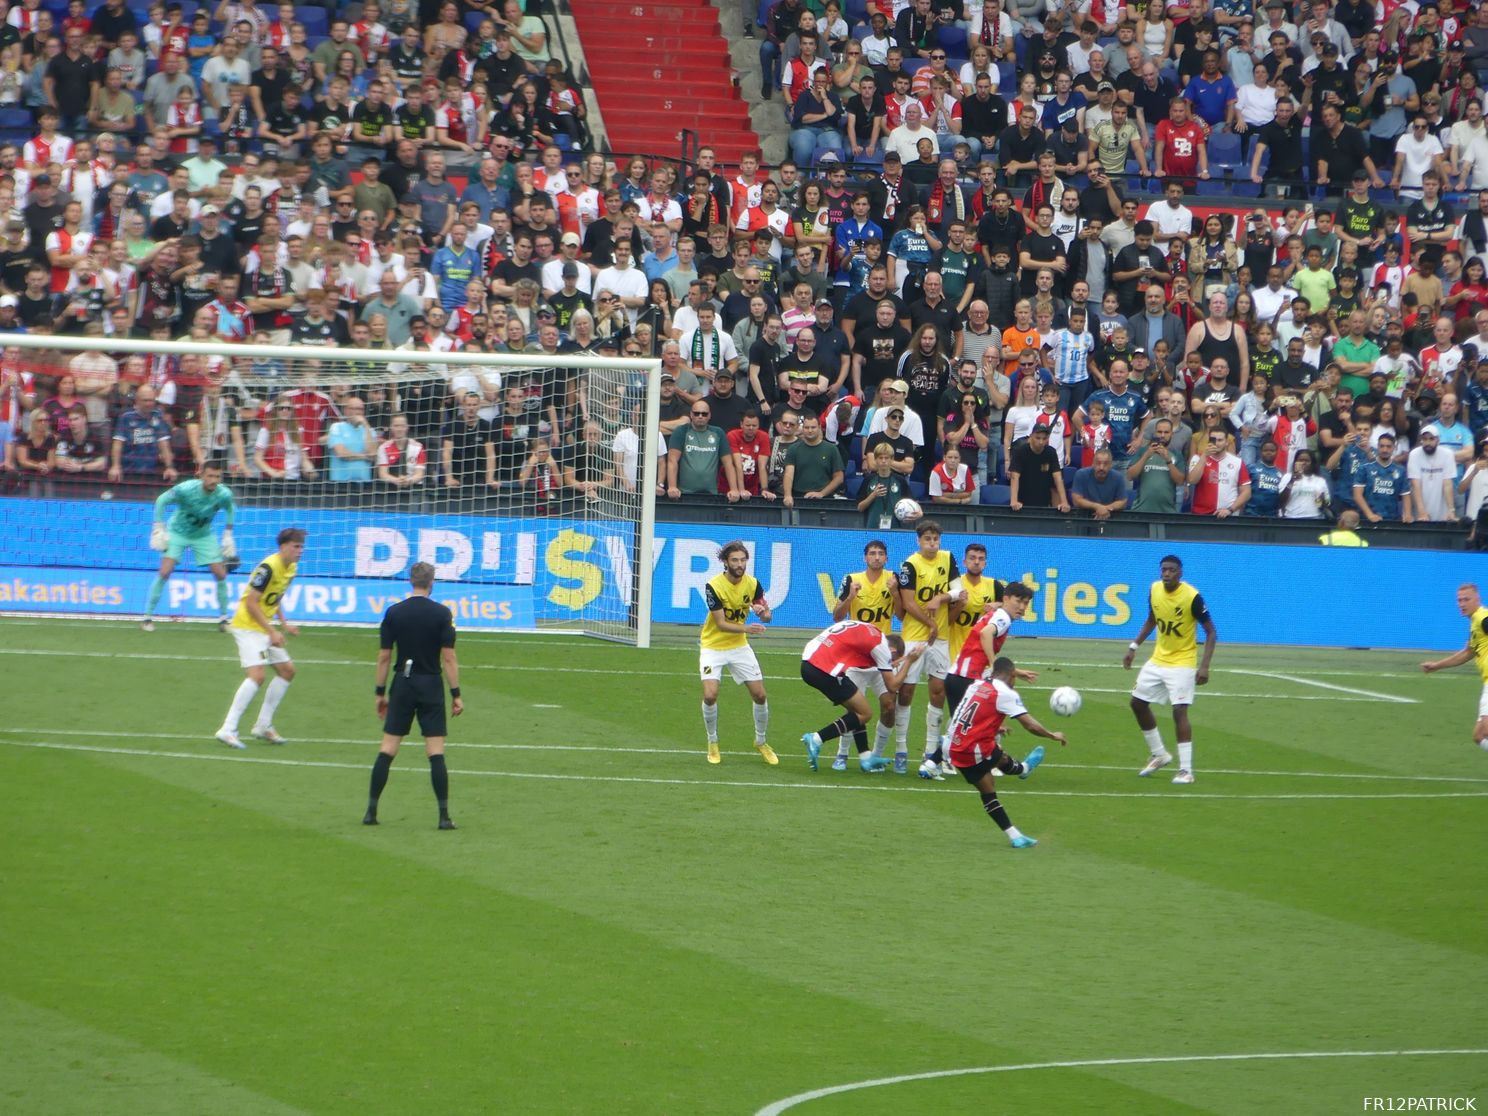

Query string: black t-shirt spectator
[441,416,494,483]
[1130,76,1177,128]
[1009,438,1061,506]
[46,51,96,116]
[1257,116,1305,178]
[396,104,435,144]
[846,90,885,143]
[0,248,33,291]
[198,232,241,276]
[996,124,1046,174]
[491,257,541,290]
[91,5,139,45]
[863,429,914,468]
[1020,231,1066,292]
[1113,240,1167,314]
[1406,198,1455,241]
[845,289,908,334]
[909,297,960,349]
[18,292,52,326]
[252,69,291,116]
[962,92,1008,142]
[853,321,910,392]
[290,312,345,346]
[746,337,783,405]
[581,216,643,269]
[705,390,750,432]
[308,98,353,136]
[151,214,189,241]
[1312,123,1370,190]
[23,201,63,248]
[264,102,304,143]
[975,209,1023,258]
[480,52,527,101]
[351,101,393,144]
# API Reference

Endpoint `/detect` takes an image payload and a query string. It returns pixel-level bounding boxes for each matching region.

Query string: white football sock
[222,678,260,733]
[873,722,892,757]
[752,701,769,744]
[895,699,912,753]
[1177,740,1193,771]
[1142,727,1166,757]
[925,705,943,758]
[701,701,718,743]
[1005,826,1024,842]
[253,676,290,730]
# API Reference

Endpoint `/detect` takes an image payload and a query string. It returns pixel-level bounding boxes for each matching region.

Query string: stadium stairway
[568,0,765,165]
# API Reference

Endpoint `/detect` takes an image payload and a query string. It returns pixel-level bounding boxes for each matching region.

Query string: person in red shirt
[946,657,1067,849]
[726,410,771,499]
[1187,429,1252,516]
[1153,97,1208,189]
[945,581,1036,732]
[801,620,920,773]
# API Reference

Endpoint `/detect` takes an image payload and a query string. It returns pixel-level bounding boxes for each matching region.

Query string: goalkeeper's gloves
[149,523,168,552]
[220,529,237,561]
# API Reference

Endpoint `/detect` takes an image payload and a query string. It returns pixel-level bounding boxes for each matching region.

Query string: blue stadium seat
[853,23,871,40]
[845,474,864,499]
[906,479,927,499]
[1207,131,1241,167]
[0,107,31,132]
[297,6,329,36]
[902,57,926,75]
[981,483,1011,506]
[997,60,1015,90]
[465,11,486,32]
[1062,465,1078,493]
[935,25,965,51]
[845,0,869,23]
[757,0,772,30]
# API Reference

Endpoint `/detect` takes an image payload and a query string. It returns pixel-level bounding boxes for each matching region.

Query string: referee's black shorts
[801,660,858,704]
[383,674,448,738]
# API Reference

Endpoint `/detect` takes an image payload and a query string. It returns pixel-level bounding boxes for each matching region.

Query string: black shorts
[801,660,858,705]
[955,748,1005,785]
[383,674,448,738]
[944,672,972,718]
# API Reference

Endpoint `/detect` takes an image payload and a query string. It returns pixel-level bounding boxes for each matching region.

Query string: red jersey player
[946,657,1067,849]
[941,581,1037,745]
[800,620,921,773]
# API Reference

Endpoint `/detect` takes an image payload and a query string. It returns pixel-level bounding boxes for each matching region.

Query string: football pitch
[1,616,1485,1116]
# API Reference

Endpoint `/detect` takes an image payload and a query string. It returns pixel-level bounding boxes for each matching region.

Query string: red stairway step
[585,47,732,67]
[595,92,743,112]
[584,35,733,52]
[590,64,737,84]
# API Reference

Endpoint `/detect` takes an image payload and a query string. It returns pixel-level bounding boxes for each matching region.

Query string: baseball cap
[883,151,902,164]
[886,408,905,419]
[199,203,220,217]
[714,367,735,379]
[536,302,556,319]
[32,173,51,186]
[561,231,581,247]
[660,372,676,382]
[1322,41,1340,55]
[1132,346,1148,356]
[1351,169,1370,182]
[561,260,579,278]
[816,151,841,165]
[815,298,834,309]
[888,378,909,393]
[0,294,16,308]
[1097,81,1114,92]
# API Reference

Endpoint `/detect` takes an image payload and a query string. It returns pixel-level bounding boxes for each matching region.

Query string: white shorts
[231,627,292,669]
[846,665,887,697]
[903,640,950,683]
[1478,683,1488,720]
[700,645,762,684]
[1131,661,1197,706]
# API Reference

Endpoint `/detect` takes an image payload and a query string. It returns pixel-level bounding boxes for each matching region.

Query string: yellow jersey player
[215,528,306,749]
[1421,583,1488,750]
[1121,554,1218,785]
[894,519,959,775]
[830,539,900,770]
[946,543,1002,669]
[699,541,777,766]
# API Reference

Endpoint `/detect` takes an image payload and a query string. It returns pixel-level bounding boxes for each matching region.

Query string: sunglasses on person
[692,409,710,416]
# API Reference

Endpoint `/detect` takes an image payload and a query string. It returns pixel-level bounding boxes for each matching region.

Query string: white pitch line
[0,648,1416,702]
[1228,668,1420,704]
[3,727,1486,784]
[753,1048,1488,1116]
[4,739,1487,800]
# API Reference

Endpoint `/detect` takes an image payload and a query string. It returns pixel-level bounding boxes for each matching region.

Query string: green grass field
[1,616,1486,1116]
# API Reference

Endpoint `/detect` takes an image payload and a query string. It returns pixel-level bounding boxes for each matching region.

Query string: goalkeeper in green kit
[143,460,238,632]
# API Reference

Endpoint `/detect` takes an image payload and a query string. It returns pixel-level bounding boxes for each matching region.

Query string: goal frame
[0,333,664,648]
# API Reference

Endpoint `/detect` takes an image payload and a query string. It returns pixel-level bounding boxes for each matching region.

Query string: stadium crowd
[0,0,1484,542]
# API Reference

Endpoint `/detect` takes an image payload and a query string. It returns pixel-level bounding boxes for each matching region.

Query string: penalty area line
[2,739,1487,800]
[753,1048,1488,1116]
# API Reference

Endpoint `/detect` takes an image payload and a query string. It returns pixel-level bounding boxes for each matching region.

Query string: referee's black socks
[367,751,394,814]
[429,754,450,819]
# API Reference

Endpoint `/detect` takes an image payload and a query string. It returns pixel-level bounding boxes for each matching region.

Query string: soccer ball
[917,759,939,779]
[1049,686,1082,717]
[894,497,923,523]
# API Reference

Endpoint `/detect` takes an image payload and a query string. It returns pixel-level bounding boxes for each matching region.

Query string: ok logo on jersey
[855,605,891,625]
[725,606,750,623]
[1156,617,1181,637]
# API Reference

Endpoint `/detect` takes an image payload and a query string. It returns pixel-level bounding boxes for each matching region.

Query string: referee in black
[365,562,463,829]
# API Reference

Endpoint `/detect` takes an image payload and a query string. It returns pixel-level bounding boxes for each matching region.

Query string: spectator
[666,399,732,498]
[1354,432,1412,522]
[1277,449,1331,518]
[1187,428,1251,517]
[327,396,377,483]
[376,413,427,489]
[858,440,913,526]
[109,385,177,484]
[1408,426,1458,522]
[781,412,843,506]
[1071,447,1129,518]
[1008,424,1070,511]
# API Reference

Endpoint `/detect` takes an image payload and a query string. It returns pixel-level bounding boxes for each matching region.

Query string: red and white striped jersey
[803,620,895,676]
[952,606,1011,681]
[947,677,1026,767]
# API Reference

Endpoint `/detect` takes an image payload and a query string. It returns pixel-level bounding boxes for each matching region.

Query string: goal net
[0,334,662,646]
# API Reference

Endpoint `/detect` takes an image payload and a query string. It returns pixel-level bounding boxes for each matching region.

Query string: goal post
[0,333,663,647]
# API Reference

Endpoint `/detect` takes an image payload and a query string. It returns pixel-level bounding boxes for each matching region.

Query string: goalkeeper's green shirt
[155,479,235,535]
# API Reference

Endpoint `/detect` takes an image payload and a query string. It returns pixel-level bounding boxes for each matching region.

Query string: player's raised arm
[831,575,857,623]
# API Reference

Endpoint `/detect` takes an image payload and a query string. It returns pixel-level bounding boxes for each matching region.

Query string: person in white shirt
[1451,100,1488,190]
[1144,181,1194,247]
[676,303,739,375]
[593,240,649,326]
[1394,116,1448,200]
[1407,426,1458,521]
[1251,263,1295,323]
